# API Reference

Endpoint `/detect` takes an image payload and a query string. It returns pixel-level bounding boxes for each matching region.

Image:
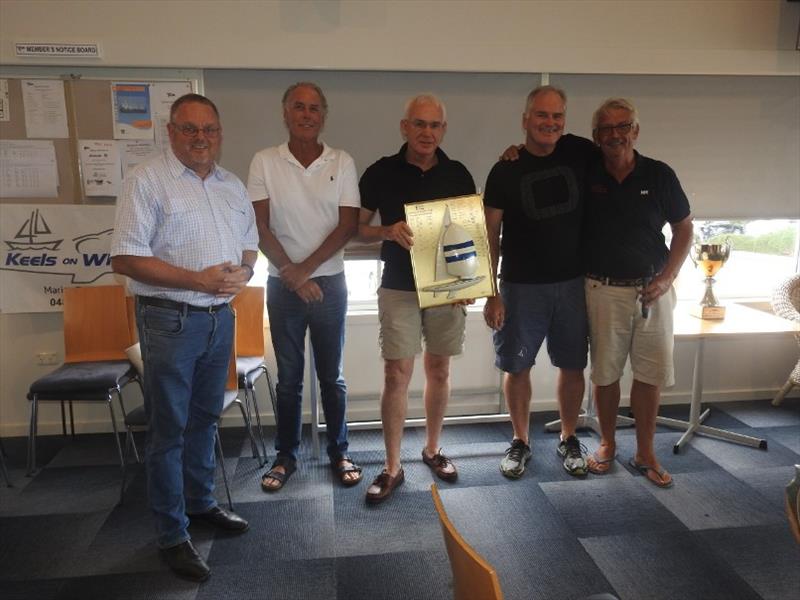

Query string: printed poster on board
[0,204,119,313]
[111,82,153,140]
[404,194,495,308]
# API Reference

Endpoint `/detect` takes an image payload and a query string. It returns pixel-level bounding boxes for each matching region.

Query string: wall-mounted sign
[0,204,118,313]
[15,43,101,59]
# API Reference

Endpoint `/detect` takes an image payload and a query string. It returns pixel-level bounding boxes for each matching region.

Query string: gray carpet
[1,398,799,599]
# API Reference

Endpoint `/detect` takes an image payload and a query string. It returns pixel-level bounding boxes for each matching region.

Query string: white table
[662,302,798,452]
[546,303,799,452]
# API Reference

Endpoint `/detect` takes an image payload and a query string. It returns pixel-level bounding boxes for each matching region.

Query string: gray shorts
[377,288,466,360]
[493,276,588,373]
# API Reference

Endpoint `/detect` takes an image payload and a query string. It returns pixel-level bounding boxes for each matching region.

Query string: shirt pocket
[224,195,252,235]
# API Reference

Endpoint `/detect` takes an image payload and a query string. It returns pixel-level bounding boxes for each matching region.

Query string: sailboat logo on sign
[5,209,63,251]
[2,208,114,283]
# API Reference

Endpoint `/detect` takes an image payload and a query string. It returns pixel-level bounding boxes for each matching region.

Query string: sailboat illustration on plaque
[5,209,63,251]
[405,194,495,308]
[421,205,485,298]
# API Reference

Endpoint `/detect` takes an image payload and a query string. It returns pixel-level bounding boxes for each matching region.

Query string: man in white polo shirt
[247,82,362,491]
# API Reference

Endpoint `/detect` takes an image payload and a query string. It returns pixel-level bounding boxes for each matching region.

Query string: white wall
[1,1,799,75]
[1,0,799,437]
[1,307,797,437]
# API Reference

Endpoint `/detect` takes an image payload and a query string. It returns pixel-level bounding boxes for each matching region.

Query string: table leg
[651,338,767,452]
[309,338,320,460]
[544,379,634,434]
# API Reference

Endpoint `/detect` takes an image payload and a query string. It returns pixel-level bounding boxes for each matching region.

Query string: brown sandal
[365,468,405,505]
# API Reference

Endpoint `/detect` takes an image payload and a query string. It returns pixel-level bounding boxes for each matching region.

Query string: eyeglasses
[408,119,444,131]
[171,123,221,138]
[595,122,635,136]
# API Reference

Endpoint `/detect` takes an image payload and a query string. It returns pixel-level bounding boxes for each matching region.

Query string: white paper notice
[150,81,192,116]
[154,115,171,154]
[21,79,69,138]
[79,139,122,197]
[120,140,158,178]
[0,140,59,198]
[0,79,10,122]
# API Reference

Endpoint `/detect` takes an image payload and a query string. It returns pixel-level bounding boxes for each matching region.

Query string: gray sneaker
[500,439,532,479]
[557,435,588,477]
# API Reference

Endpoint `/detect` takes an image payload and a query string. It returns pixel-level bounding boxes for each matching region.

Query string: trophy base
[690,304,726,320]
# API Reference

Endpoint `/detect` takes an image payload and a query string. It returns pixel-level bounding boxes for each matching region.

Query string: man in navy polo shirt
[583,97,693,488]
[358,94,475,504]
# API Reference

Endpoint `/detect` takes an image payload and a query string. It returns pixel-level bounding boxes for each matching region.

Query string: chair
[771,274,800,406]
[120,321,239,510]
[431,483,504,600]
[231,286,274,465]
[787,465,800,545]
[26,285,140,475]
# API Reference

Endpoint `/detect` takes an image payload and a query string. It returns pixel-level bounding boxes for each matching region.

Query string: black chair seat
[124,404,148,428]
[28,361,135,400]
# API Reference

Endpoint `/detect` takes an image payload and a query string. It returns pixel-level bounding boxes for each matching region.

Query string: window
[670,219,799,301]
[250,254,384,309]
[345,259,381,306]
[253,219,798,308]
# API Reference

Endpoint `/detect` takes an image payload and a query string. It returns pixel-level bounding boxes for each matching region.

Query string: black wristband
[242,264,254,280]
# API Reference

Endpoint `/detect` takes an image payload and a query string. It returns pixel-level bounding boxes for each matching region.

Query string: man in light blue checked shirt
[111,93,258,583]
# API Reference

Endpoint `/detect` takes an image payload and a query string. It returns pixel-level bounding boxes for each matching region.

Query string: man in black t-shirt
[484,85,596,479]
[583,97,693,488]
[358,94,475,504]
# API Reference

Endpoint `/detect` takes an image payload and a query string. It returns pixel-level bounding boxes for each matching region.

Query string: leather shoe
[160,540,210,582]
[187,506,249,532]
[365,468,405,505]
[422,448,458,482]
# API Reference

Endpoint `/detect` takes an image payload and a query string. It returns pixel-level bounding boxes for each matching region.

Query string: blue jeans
[136,299,234,549]
[267,273,349,463]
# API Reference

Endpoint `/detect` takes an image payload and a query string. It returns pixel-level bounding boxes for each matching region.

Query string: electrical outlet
[36,352,58,366]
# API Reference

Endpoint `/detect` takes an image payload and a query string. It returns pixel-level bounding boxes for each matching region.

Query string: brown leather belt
[137,295,227,313]
[586,273,647,287]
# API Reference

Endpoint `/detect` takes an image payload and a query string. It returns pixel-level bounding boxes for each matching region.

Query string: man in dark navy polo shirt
[357,94,475,504]
[583,97,693,488]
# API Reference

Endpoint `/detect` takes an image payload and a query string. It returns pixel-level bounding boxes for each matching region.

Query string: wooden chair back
[63,285,133,363]
[231,286,266,357]
[125,295,138,344]
[431,484,504,600]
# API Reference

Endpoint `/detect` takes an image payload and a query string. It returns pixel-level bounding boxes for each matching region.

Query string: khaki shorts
[377,288,466,360]
[585,279,676,387]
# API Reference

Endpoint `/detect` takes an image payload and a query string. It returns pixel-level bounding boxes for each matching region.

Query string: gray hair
[403,93,447,123]
[523,85,567,117]
[592,97,639,131]
[282,82,328,116]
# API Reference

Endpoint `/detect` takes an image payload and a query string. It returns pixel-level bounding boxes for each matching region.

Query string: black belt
[137,296,227,313]
[586,273,647,287]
